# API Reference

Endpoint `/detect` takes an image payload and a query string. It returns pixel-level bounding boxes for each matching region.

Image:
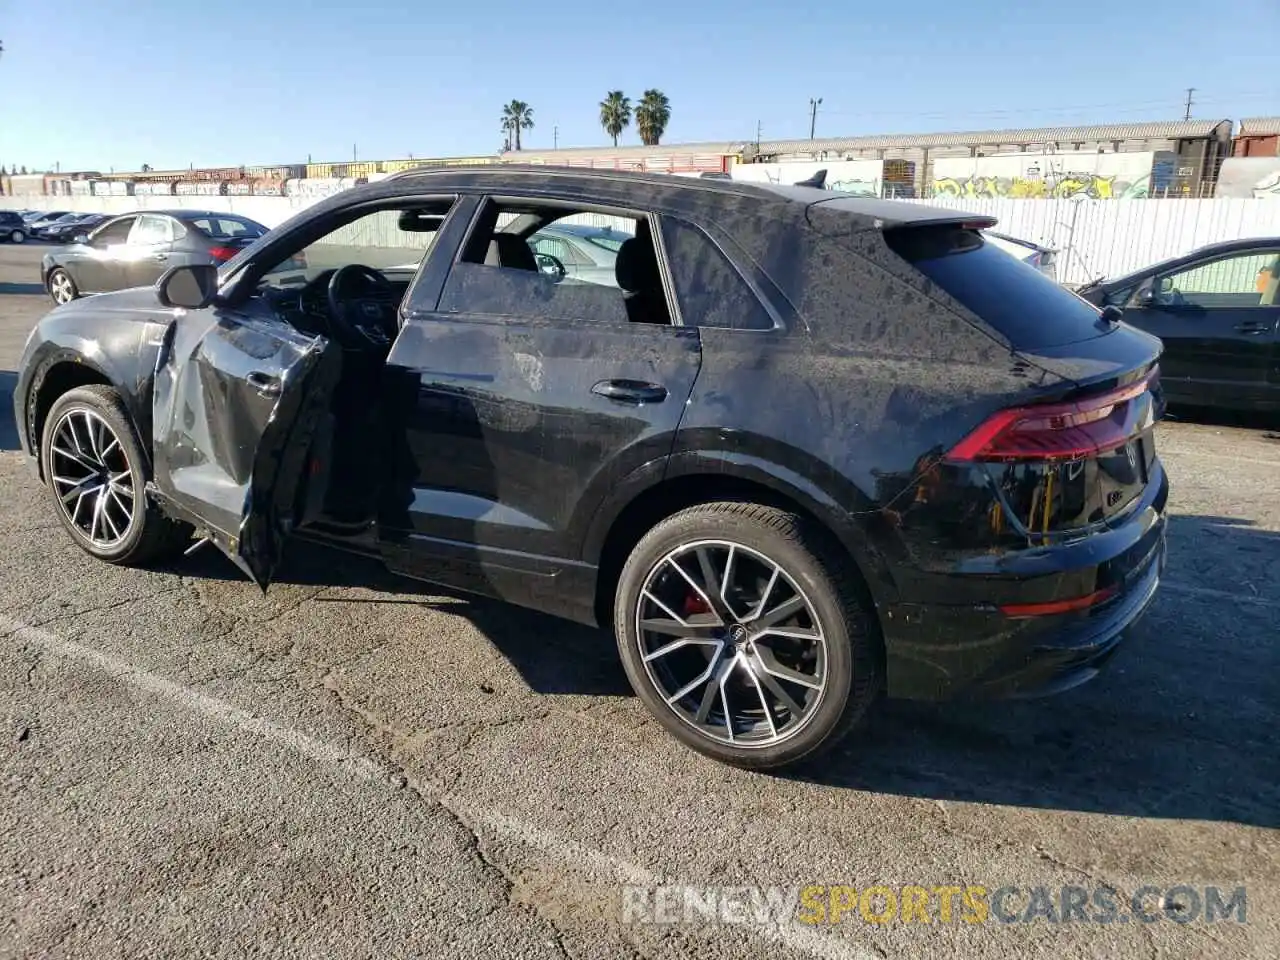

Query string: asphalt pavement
[1,242,1277,959]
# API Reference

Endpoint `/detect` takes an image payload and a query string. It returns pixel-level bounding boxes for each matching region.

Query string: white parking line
[1161,582,1280,609]
[2,615,880,960]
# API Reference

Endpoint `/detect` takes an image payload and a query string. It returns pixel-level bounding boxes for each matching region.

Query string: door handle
[246,372,282,397]
[1234,321,1271,335]
[152,253,169,262]
[591,379,668,404]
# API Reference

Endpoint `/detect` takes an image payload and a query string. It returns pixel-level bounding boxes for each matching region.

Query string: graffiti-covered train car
[175,181,228,196]
[134,182,177,196]
[500,142,743,175]
[930,151,1179,200]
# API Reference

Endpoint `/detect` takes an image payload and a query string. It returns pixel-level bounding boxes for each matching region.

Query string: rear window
[188,216,266,240]
[887,226,1104,349]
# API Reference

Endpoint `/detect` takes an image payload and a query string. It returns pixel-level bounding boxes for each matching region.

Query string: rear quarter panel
[658,206,1064,610]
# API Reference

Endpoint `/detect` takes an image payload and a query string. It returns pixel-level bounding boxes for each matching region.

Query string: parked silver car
[528,222,633,286]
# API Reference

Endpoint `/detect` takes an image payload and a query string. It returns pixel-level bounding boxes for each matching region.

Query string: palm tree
[635,90,671,146]
[599,91,632,147]
[500,101,534,151]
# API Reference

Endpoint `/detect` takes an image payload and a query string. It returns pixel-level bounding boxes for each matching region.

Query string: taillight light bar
[1000,585,1117,618]
[946,371,1154,463]
[208,245,239,262]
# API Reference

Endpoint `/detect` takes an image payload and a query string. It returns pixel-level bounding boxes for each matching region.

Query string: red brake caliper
[683,592,711,617]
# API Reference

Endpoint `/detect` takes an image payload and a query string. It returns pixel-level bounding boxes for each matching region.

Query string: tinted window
[188,216,266,240]
[92,218,136,244]
[888,226,1106,349]
[659,218,776,330]
[1153,250,1280,308]
[132,215,173,245]
[440,262,631,324]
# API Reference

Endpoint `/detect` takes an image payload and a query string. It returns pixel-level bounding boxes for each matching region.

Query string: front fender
[17,308,169,470]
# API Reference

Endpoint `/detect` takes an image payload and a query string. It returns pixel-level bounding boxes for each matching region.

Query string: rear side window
[659,218,775,330]
[887,227,1104,349]
[189,216,266,240]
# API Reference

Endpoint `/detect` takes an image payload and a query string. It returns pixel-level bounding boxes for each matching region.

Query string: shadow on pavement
[0,370,19,450]
[164,511,1279,828]
[0,282,45,296]
[1164,403,1280,436]
[171,539,633,699]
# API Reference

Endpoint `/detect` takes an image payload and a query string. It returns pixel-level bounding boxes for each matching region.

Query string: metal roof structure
[508,141,753,160]
[755,119,1232,155]
[501,120,1232,164]
[1238,117,1280,136]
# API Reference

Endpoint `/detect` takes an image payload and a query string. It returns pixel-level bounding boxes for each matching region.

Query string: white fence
[916,197,1280,286]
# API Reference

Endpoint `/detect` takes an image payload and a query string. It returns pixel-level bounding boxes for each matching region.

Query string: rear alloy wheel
[48,267,78,305]
[10,229,25,244]
[40,385,193,565]
[614,502,882,769]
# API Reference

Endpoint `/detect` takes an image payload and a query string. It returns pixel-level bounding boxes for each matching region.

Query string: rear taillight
[946,371,1154,463]
[1000,585,1118,618]
[209,245,238,261]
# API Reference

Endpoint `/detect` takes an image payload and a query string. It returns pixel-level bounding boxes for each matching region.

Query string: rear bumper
[882,462,1169,701]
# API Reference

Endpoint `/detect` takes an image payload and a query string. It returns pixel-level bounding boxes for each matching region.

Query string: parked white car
[983,231,1059,282]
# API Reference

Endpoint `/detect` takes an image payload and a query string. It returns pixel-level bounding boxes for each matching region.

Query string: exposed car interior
[249,197,672,530]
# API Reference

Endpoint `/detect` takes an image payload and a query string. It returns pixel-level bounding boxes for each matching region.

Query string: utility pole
[756,120,762,150]
[809,97,823,139]
[1183,87,1195,121]
[352,143,358,162]
[554,125,559,149]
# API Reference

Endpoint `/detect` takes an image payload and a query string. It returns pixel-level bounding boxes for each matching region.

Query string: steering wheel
[326,264,398,347]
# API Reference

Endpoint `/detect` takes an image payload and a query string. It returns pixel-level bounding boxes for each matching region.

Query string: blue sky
[2,0,1277,173]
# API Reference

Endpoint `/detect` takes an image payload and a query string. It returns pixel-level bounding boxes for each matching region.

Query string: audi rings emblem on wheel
[48,408,136,549]
[635,539,828,748]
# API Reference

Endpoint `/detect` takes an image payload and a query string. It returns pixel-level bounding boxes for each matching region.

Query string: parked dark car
[13,167,1168,769]
[41,213,109,244]
[31,212,89,239]
[1076,237,1280,412]
[26,211,74,235]
[40,209,269,304]
[0,210,29,243]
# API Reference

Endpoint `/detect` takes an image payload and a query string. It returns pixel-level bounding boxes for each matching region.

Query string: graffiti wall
[930,151,1176,200]
[730,159,890,198]
[1214,158,1280,198]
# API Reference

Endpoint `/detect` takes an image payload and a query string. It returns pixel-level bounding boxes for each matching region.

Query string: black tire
[47,267,79,305]
[40,385,193,566]
[10,229,25,244]
[613,501,882,770]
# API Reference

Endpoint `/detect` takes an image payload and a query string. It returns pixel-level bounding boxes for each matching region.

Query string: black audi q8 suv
[12,167,1168,769]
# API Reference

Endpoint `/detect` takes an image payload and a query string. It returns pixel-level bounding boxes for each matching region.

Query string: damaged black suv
[13,166,1168,769]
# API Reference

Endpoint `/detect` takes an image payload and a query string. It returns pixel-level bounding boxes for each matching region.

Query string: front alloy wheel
[615,502,882,769]
[40,385,193,565]
[48,407,136,549]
